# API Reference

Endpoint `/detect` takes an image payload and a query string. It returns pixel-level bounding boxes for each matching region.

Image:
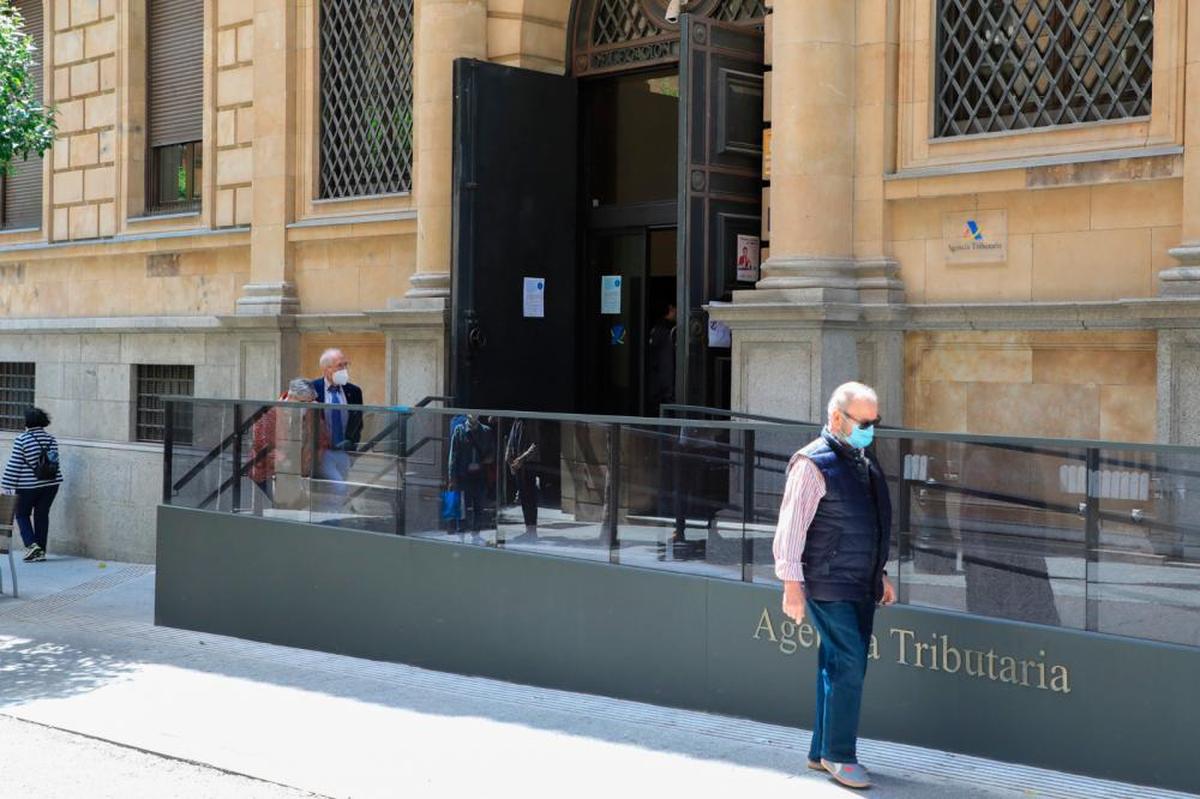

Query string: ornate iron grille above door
[319,0,415,199]
[712,0,768,22]
[572,0,766,77]
[935,0,1154,138]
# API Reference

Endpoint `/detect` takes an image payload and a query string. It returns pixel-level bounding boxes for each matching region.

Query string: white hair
[286,378,316,402]
[318,348,344,369]
[827,381,878,420]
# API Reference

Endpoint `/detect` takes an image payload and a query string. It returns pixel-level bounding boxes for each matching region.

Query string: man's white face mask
[332,368,350,387]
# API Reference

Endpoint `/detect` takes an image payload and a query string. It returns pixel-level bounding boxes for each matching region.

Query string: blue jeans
[15,485,59,549]
[806,598,876,764]
[315,449,351,515]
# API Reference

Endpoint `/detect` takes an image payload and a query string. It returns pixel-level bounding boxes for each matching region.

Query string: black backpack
[26,438,59,481]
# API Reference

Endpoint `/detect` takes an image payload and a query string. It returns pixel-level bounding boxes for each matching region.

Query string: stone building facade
[1,0,1197,561]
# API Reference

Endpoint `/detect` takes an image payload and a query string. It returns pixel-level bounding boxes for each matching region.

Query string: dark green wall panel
[157,507,1199,794]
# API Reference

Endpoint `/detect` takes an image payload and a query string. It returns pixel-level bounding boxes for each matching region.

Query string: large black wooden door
[676,16,764,408]
[451,59,578,411]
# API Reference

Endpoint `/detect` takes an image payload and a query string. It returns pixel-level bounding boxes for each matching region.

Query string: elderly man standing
[773,381,896,789]
[310,348,364,485]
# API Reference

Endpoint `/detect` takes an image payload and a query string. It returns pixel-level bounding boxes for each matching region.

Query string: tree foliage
[0,0,55,173]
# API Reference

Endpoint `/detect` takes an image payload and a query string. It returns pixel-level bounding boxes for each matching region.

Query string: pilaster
[236,0,298,316]
[408,0,487,299]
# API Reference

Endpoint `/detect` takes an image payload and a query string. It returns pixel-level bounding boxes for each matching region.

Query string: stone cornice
[0,315,227,334]
[0,226,251,263]
[710,297,1200,331]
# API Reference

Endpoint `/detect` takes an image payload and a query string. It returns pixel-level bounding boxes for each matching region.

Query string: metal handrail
[663,402,1200,480]
[170,394,455,501]
[160,395,1200,455]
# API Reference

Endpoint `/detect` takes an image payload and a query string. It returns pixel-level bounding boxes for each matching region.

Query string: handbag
[441,490,464,521]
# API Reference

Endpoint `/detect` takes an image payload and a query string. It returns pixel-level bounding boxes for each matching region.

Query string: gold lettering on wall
[751,609,1071,695]
[752,608,880,661]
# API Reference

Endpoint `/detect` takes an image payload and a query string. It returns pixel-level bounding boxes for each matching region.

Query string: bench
[0,494,17,598]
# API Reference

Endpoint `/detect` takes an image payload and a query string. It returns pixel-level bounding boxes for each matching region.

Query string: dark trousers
[254,479,274,502]
[15,485,59,550]
[516,467,538,528]
[806,598,876,764]
[458,472,486,533]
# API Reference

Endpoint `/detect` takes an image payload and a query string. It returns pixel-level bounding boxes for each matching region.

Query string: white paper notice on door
[735,234,761,283]
[707,319,732,348]
[523,277,545,318]
[601,275,622,315]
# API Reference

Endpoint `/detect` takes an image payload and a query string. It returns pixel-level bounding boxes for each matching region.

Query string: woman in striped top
[2,407,63,562]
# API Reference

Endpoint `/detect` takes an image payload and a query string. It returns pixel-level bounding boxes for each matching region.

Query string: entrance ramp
[158,397,1200,793]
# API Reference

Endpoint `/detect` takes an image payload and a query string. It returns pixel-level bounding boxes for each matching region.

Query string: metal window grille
[592,0,662,46]
[935,0,1154,138]
[712,0,768,22]
[0,363,35,432]
[319,0,414,199]
[136,364,194,444]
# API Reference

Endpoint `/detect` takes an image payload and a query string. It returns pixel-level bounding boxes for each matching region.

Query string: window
[318,0,414,199]
[2,0,45,231]
[935,0,1155,138]
[136,364,194,444]
[146,0,203,214]
[0,363,35,432]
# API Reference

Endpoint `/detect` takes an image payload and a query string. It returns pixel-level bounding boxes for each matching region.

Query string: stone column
[380,0,486,405]
[1158,1,1200,442]
[407,0,487,299]
[236,0,298,315]
[1163,0,1200,296]
[713,1,903,422]
[755,0,858,302]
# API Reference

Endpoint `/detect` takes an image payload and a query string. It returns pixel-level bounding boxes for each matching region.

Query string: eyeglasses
[844,412,882,430]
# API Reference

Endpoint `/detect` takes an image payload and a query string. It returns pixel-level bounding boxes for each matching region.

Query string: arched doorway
[451,0,766,415]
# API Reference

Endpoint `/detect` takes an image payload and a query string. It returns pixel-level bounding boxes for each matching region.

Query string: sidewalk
[0,556,1193,799]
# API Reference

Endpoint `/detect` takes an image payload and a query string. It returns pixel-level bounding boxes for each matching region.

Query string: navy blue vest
[800,430,893,602]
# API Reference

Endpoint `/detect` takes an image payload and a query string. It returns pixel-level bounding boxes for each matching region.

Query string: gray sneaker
[821,759,872,789]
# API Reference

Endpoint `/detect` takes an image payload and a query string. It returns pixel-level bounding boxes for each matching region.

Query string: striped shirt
[2,428,63,490]
[772,451,827,583]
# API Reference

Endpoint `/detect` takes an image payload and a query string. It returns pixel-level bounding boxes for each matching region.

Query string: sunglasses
[844,412,882,430]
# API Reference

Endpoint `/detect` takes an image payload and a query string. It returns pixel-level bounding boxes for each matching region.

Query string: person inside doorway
[647,301,677,417]
[505,418,540,544]
[449,414,493,543]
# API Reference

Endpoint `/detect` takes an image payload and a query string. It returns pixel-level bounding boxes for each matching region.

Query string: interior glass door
[584,229,646,416]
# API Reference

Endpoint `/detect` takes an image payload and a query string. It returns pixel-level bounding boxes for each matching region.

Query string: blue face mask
[846,424,875,450]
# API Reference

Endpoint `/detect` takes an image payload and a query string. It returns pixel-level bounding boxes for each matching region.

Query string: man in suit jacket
[310,348,363,484]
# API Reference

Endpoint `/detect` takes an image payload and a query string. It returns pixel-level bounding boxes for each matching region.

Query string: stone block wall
[0,243,251,318]
[905,331,1158,443]
[891,179,1183,304]
[0,328,290,562]
[292,235,415,314]
[51,0,119,241]
[298,332,387,404]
